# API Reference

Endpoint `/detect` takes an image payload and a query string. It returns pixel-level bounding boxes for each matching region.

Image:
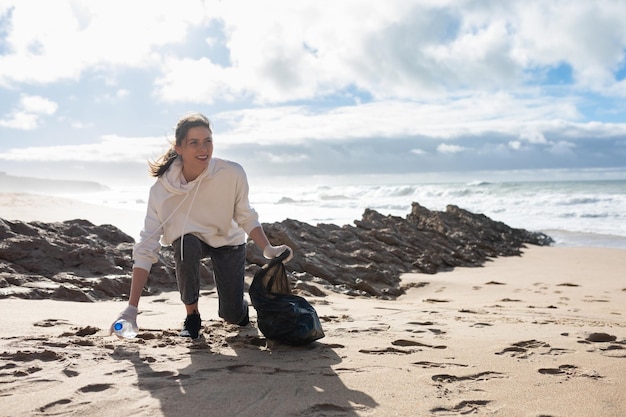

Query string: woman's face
[175,126,213,174]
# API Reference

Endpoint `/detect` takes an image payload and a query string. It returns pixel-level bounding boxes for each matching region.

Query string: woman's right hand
[109,304,139,337]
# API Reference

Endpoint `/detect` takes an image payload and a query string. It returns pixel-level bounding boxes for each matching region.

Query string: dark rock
[247,202,552,298]
[0,218,179,302]
[0,202,552,302]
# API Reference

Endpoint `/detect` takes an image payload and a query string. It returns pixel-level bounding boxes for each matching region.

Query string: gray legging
[173,234,248,324]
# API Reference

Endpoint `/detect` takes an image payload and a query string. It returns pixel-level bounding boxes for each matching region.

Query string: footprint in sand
[359,339,447,354]
[431,400,492,415]
[70,338,95,347]
[300,403,363,417]
[413,361,468,369]
[33,318,72,328]
[78,383,114,393]
[320,314,353,323]
[406,323,447,335]
[582,295,610,303]
[11,366,42,377]
[495,339,572,359]
[578,332,626,357]
[43,341,69,348]
[431,371,506,383]
[458,308,480,314]
[358,346,418,355]
[77,326,99,336]
[225,334,267,348]
[141,370,178,378]
[538,364,602,380]
[226,364,281,374]
[470,322,492,328]
[56,325,98,337]
[392,339,447,349]
[429,374,501,413]
[599,344,626,356]
[1,349,64,362]
[38,399,72,413]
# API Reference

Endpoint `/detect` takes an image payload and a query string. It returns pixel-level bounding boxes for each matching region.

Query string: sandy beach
[0,193,145,240]
[1,193,625,417]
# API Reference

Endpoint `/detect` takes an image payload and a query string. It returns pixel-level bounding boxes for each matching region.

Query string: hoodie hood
[158,156,215,195]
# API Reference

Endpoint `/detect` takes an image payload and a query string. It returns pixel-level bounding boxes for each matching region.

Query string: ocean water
[58,171,626,249]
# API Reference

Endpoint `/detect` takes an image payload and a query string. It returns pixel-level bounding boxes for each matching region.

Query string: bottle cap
[114,322,123,331]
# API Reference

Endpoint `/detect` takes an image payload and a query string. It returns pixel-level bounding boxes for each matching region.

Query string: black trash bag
[249,250,325,345]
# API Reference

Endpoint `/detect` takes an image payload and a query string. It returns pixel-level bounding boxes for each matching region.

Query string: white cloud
[519,128,547,144]
[511,1,626,92]
[0,94,57,130]
[0,1,206,86]
[153,0,626,103]
[19,95,58,114]
[254,151,309,165]
[437,144,466,154]
[0,111,39,130]
[2,0,626,102]
[155,57,240,104]
[211,93,602,146]
[0,135,168,162]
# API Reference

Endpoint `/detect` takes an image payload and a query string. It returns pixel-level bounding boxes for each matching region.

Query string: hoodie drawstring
[137,177,203,263]
[138,191,190,248]
[179,176,203,261]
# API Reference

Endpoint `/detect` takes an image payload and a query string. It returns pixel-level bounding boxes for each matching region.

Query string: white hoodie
[132,156,261,272]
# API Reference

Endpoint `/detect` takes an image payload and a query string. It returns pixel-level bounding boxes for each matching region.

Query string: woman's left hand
[263,244,293,263]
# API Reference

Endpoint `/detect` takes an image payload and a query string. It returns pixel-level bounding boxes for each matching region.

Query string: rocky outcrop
[247,203,552,298]
[0,203,552,302]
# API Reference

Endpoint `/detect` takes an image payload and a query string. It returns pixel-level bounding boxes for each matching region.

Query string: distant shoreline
[0,192,144,241]
[0,171,109,194]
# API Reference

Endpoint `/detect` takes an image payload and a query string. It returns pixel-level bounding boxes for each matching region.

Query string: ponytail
[148,146,178,178]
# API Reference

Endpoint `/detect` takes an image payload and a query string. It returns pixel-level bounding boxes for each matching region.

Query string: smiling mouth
[196,155,208,160]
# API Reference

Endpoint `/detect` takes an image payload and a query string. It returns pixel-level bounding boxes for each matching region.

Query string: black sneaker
[237,308,250,327]
[180,313,202,339]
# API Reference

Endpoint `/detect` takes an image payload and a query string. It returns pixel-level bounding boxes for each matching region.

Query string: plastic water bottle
[113,319,137,339]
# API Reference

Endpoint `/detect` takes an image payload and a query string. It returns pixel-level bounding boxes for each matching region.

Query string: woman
[111,113,292,339]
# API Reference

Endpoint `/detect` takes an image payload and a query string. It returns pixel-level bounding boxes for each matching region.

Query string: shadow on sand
[114,324,377,417]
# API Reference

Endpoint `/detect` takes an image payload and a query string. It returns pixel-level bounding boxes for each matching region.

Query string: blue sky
[1,0,626,186]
